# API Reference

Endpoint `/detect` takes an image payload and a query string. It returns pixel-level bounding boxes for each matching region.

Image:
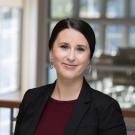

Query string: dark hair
[49,18,96,59]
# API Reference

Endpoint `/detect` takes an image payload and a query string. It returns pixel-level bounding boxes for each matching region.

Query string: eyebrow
[58,42,69,45]
[58,42,88,48]
[77,44,88,48]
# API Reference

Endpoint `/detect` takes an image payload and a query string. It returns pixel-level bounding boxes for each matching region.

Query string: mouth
[62,63,77,69]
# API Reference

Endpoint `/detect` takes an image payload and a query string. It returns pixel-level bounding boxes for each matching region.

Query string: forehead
[56,28,88,43]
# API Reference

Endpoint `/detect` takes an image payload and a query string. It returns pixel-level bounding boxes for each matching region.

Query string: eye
[76,47,85,52]
[60,45,69,50]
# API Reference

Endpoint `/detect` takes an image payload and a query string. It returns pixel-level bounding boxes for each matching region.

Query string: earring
[49,61,54,69]
[88,64,92,74]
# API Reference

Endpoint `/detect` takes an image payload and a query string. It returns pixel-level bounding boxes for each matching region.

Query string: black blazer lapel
[24,83,55,135]
[64,79,92,135]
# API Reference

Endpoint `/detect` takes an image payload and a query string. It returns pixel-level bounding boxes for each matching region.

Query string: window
[129,26,135,48]
[0,6,22,93]
[0,1,23,134]
[105,25,125,55]
[47,0,135,108]
[79,0,101,18]
[106,0,125,18]
[130,0,135,17]
[51,0,73,18]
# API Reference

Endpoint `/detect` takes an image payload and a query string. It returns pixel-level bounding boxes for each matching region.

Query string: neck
[51,77,84,101]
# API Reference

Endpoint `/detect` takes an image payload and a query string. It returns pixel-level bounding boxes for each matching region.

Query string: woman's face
[50,28,90,80]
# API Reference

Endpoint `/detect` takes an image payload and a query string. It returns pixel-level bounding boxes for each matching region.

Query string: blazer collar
[28,79,92,135]
[64,78,92,135]
[28,82,55,135]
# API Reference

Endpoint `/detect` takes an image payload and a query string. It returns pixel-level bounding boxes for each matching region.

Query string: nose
[67,49,75,62]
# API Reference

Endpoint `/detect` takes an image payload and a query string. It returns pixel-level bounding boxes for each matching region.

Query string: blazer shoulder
[90,87,120,110]
[89,88,126,133]
[20,83,54,109]
[26,83,53,96]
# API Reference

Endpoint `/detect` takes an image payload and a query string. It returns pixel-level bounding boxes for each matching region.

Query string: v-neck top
[34,97,77,135]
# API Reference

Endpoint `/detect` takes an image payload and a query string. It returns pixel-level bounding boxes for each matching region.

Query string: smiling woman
[49,28,90,82]
[14,18,127,135]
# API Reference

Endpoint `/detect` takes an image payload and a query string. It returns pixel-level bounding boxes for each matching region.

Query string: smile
[62,63,77,69]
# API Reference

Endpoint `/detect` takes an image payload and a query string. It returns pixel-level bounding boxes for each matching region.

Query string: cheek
[79,54,90,66]
[82,59,90,68]
[52,51,66,63]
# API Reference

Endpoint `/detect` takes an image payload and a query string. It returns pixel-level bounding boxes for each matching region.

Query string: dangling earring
[88,64,92,74]
[49,59,54,69]
[85,63,91,74]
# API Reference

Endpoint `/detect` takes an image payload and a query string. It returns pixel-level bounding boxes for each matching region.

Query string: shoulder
[24,83,53,97]
[81,80,126,132]
[88,86,121,112]
[89,88,126,132]
[91,87,116,104]
[19,83,54,108]
[82,79,120,110]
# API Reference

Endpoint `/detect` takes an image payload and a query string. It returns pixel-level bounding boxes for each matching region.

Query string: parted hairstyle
[49,18,96,59]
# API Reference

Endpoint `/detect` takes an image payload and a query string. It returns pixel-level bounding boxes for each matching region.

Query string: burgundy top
[34,97,77,135]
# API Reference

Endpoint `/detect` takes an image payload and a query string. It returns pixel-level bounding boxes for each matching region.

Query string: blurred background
[0,0,135,135]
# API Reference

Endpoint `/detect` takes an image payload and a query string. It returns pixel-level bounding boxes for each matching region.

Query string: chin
[58,73,83,81]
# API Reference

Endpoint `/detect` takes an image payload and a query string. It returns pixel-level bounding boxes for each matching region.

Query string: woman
[14,18,127,135]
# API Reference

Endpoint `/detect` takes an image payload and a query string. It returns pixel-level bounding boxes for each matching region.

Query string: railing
[122,109,135,118]
[0,100,20,135]
[0,100,135,135]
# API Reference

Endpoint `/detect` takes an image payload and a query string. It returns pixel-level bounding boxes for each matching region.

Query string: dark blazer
[14,79,127,135]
